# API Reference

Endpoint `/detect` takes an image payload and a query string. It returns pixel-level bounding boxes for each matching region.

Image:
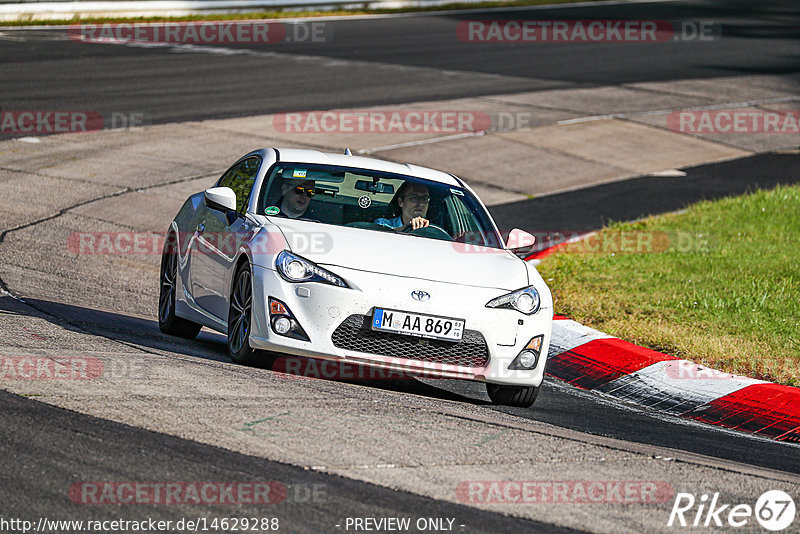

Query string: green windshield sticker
[450,188,464,196]
[265,206,280,215]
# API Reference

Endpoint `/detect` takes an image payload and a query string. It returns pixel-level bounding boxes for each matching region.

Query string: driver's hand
[410,216,429,230]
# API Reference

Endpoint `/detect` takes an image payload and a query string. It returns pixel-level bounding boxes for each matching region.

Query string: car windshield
[258,163,503,248]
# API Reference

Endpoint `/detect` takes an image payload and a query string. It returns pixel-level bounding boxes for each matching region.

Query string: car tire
[486,383,540,408]
[159,233,202,339]
[227,261,260,365]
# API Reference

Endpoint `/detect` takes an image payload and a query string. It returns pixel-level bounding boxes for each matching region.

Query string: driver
[375,182,430,230]
[277,178,316,219]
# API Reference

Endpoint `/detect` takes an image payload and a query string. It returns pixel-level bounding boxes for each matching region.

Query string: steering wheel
[399,222,452,240]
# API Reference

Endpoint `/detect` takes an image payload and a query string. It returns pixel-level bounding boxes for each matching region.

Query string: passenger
[375,182,430,230]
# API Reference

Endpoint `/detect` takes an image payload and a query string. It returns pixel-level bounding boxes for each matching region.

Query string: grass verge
[537,184,800,386]
[1,0,606,26]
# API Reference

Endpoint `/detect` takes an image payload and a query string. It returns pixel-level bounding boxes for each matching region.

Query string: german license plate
[371,308,464,342]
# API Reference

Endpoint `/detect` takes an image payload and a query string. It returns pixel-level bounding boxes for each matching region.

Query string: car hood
[266,218,527,291]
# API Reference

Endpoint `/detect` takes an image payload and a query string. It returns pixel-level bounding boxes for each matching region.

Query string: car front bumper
[248,264,553,386]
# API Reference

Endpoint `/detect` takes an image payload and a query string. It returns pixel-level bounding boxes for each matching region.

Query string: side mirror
[505,228,536,257]
[204,187,237,213]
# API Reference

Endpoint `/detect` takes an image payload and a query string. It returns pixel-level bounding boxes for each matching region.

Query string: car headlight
[276,250,349,288]
[486,286,540,314]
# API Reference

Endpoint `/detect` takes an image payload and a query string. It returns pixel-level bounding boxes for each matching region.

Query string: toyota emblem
[411,290,430,302]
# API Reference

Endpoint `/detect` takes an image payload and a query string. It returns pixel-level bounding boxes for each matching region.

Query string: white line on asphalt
[81,39,509,82]
[357,131,485,154]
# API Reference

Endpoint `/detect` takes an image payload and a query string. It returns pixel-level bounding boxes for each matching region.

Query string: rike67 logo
[668,490,795,531]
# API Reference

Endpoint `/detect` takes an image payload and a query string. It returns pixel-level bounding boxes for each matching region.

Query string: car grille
[331,314,489,368]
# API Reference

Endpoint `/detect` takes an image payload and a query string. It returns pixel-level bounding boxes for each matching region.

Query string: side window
[444,194,498,247]
[218,157,261,214]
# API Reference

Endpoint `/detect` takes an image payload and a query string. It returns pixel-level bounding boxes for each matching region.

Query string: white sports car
[159,148,553,407]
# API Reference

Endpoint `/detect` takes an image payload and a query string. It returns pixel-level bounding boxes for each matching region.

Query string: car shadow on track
[278,368,491,406]
[0,295,231,363]
[1,296,485,405]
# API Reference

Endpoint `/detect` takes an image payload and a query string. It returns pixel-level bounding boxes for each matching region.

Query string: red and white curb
[546,316,800,443]
[524,232,596,263]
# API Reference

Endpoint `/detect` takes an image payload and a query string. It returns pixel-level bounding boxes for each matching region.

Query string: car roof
[271,147,462,187]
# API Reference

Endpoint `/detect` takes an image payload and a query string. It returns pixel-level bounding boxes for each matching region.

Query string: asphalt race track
[1,1,800,532]
[0,389,571,533]
[1,1,798,126]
